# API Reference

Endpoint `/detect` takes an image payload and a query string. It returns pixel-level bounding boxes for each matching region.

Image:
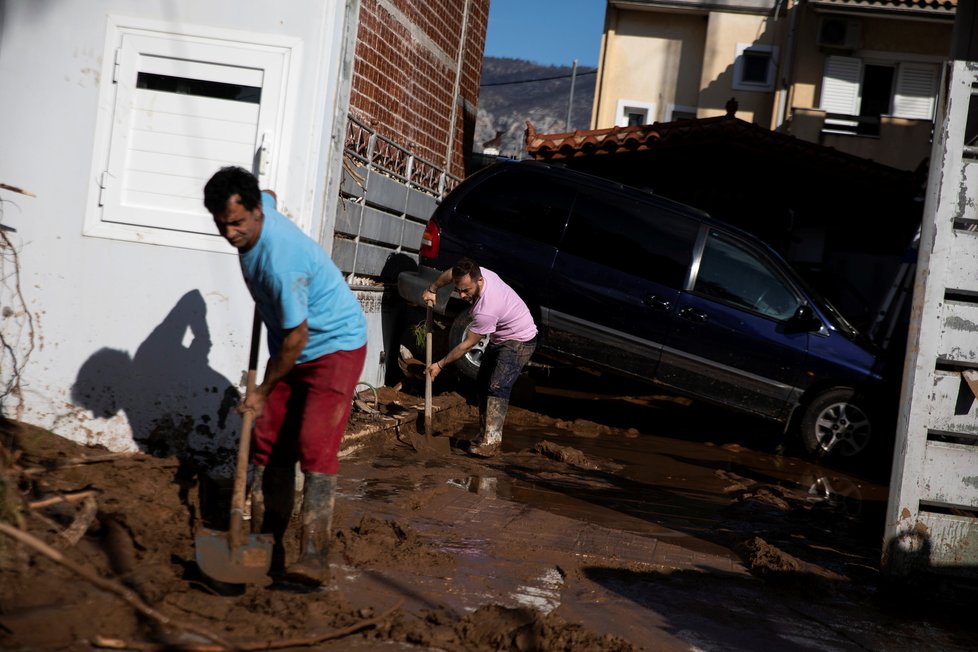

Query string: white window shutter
[893,62,938,120]
[820,55,862,116]
[85,21,300,252]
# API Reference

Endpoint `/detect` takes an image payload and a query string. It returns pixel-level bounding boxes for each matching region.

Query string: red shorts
[251,345,366,474]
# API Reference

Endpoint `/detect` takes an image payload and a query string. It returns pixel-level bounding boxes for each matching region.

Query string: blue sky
[483,0,606,68]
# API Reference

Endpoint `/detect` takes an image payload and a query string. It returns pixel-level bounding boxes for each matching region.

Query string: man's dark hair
[203,166,261,217]
[452,257,483,283]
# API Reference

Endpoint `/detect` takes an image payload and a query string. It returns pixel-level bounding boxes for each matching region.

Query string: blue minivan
[398,160,887,458]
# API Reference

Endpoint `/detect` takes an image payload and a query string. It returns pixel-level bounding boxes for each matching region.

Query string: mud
[1,377,977,651]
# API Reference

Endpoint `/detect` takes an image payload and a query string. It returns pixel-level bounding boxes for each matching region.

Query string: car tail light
[419,220,440,261]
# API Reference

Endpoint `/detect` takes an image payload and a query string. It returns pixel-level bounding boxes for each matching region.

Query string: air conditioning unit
[817,17,861,50]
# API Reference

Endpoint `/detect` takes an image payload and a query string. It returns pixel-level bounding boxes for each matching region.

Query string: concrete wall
[789,9,952,109]
[0,0,352,474]
[783,6,952,171]
[593,8,707,126]
[698,11,779,125]
[594,4,781,128]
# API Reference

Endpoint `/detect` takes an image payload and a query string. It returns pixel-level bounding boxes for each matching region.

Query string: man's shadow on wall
[71,290,243,487]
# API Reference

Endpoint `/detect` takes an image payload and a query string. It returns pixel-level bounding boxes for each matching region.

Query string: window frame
[560,187,700,290]
[454,168,573,247]
[615,99,656,127]
[733,43,778,93]
[84,16,302,253]
[667,103,698,121]
[820,52,941,133]
[691,228,803,322]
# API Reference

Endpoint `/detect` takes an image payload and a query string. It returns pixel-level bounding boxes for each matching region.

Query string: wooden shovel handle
[229,307,263,551]
[424,301,433,434]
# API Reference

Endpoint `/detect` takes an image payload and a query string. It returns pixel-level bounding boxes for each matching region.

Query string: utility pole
[566,59,578,131]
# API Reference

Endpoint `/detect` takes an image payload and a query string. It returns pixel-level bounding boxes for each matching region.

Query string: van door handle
[643,295,671,310]
[679,307,708,323]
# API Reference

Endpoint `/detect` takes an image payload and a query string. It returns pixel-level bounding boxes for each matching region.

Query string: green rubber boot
[282,471,336,586]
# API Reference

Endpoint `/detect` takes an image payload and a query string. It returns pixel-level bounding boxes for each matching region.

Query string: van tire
[448,309,489,380]
[799,388,872,459]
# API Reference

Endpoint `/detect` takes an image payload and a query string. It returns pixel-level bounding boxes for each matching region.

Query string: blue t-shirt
[239,192,367,363]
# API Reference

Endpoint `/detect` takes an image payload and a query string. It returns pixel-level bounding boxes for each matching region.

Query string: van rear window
[455,171,572,246]
[562,190,698,288]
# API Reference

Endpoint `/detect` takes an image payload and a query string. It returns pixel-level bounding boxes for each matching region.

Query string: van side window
[562,189,697,288]
[455,171,572,246]
[695,230,801,320]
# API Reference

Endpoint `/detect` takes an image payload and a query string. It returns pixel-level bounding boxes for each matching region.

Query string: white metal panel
[885,60,978,575]
[938,300,978,364]
[924,372,978,435]
[944,231,978,291]
[893,62,938,120]
[921,440,978,506]
[918,511,978,567]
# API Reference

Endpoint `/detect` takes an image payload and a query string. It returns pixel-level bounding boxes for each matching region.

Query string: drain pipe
[444,0,471,177]
[775,0,801,131]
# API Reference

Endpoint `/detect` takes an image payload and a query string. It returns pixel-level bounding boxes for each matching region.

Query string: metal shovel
[195,308,273,584]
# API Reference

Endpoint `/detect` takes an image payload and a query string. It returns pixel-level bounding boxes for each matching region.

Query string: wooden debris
[0,522,231,649]
[57,495,98,547]
[29,489,97,509]
[90,602,400,651]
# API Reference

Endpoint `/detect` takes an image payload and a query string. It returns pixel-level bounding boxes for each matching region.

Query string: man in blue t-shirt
[204,166,367,586]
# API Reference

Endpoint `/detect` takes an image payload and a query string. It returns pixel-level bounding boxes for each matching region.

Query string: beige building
[592,0,956,171]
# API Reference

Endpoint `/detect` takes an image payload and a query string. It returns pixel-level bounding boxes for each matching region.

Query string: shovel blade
[195,528,274,584]
[403,428,453,456]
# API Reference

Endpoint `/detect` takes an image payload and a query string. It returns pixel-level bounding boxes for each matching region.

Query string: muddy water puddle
[472,415,887,556]
[332,382,978,650]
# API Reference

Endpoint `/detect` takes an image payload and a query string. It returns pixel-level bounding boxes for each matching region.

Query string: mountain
[474,57,597,160]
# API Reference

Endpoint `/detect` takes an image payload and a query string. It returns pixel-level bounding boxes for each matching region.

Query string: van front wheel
[799,388,872,458]
[448,309,489,380]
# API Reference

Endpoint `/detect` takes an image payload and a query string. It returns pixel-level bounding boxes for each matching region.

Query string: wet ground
[1,369,976,650]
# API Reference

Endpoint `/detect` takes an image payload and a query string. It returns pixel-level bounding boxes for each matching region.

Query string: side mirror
[787,304,823,333]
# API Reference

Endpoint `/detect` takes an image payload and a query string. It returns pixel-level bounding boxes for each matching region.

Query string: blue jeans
[477,337,537,405]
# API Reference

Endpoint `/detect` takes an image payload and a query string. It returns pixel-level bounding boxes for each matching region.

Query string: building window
[615,99,656,127]
[667,104,697,121]
[733,44,778,92]
[85,17,299,252]
[820,55,939,136]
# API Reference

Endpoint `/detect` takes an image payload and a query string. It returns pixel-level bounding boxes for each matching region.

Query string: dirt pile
[0,418,632,651]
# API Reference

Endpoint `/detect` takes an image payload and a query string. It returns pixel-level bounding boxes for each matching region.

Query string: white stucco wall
[594,8,707,127]
[0,0,353,473]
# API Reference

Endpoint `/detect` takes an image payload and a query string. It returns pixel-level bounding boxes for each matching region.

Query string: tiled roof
[807,0,957,15]
[524,115,910,181]
[525,120,663,160]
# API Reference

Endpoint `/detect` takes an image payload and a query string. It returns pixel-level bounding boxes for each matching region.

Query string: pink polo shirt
[468,268,538,344]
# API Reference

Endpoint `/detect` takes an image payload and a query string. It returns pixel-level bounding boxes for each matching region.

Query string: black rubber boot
[469,397,507,458]
[282,471,336,586]
[249,464,295,574]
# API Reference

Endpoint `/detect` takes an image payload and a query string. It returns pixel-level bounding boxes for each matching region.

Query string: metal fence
[333,116,460,282]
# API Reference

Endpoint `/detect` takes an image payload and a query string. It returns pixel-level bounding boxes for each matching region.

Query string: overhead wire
[480,69,596,87]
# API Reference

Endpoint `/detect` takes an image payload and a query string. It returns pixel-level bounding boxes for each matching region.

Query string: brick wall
[350,0,489,178]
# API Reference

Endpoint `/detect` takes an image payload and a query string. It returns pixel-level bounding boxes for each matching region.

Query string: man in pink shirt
[423,257,537,457]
